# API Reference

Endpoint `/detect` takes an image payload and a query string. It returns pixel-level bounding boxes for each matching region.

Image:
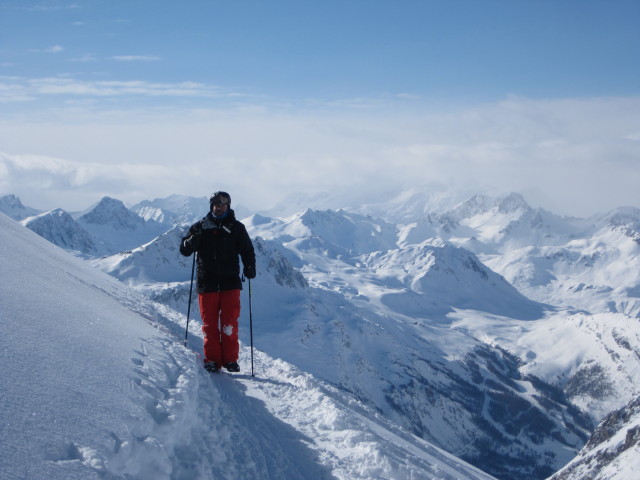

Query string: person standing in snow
[180,191,256,373]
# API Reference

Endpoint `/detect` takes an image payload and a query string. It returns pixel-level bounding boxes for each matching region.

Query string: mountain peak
[454,192,531,219]
[0,193,24,209]
[21,208,97,254]
[497,192,530,213]
[0,194,42,220]
[93,196,128,211]
[78,196,145,230]
[605,206,640,227]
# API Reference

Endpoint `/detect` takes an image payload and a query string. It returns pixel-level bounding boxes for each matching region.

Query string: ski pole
[184,253,196,346]
[248,277,254,377]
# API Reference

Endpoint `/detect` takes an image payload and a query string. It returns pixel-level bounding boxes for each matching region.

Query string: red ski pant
[198,290,241,366]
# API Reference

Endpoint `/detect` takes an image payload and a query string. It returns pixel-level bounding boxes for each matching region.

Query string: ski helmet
[209,191,231,209]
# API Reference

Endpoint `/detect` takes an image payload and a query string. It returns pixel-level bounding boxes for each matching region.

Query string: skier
[180,191,256,373]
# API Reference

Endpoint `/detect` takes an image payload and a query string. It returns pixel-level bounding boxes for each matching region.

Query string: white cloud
[27,3,81,12]
[69,53,98,62]
[0,76,233,102]
[112,55,161,62]
[1,95,639,216]
[0,82,34,102]
[0,152,180,212]
[29,45,64,53]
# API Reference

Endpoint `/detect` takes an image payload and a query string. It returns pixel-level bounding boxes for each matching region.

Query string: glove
[243,264,256,279]
[184,234,202,250]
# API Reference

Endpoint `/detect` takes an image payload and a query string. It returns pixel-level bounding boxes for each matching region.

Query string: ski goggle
[211,196,229,206]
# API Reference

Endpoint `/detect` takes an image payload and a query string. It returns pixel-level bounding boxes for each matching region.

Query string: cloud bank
[1,91,638,217]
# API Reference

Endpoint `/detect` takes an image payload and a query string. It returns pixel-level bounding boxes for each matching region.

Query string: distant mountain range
[2,190,639,480]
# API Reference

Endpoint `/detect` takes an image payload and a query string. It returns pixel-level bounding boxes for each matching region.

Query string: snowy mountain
[92,225,194,284]
[5,190,640,479]
[130,194,208,226]
[357,239,545,320]
[0,211,498,480]
[399,193,587,254]
[246,208,399,260]
[1,195,170,257]
[0,193,41,220]
[243,209,597,480]
[90,224,197,311]
[88,207,591,479]
[263,183,465,223]
[393,193,640,420]
[20,208,98,255]
[392,193,640,321]
[131,194,253,227]
[76,196,167,254]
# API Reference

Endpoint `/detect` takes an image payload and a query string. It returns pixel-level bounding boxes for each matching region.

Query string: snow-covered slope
[549,394,640,480]
[244,211,592,480]
[451,310,640,423]
[0,212,497,480]
[1,212,198,479]
[92,224,194,284]
[87,207,592,479]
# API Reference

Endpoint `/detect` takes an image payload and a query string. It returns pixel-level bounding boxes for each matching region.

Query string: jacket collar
[204,209,236,227]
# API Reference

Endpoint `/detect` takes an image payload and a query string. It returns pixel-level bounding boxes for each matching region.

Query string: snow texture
[3,188,640,480]
[0,211,495,479]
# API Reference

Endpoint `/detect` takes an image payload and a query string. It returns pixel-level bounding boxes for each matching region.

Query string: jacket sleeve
[237,223,256,270]
[179,224,198,257]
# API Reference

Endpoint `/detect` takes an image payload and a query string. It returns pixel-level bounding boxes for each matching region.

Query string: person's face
[212,198,229,216]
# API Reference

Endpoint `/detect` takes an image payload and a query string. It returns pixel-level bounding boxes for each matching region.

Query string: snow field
[1,212,496,479]
[451,310,640,423]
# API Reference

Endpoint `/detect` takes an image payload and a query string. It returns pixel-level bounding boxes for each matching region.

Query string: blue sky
[1,0,639,215]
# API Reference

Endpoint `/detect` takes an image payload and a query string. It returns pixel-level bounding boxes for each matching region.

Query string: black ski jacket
[179,209,255,293]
